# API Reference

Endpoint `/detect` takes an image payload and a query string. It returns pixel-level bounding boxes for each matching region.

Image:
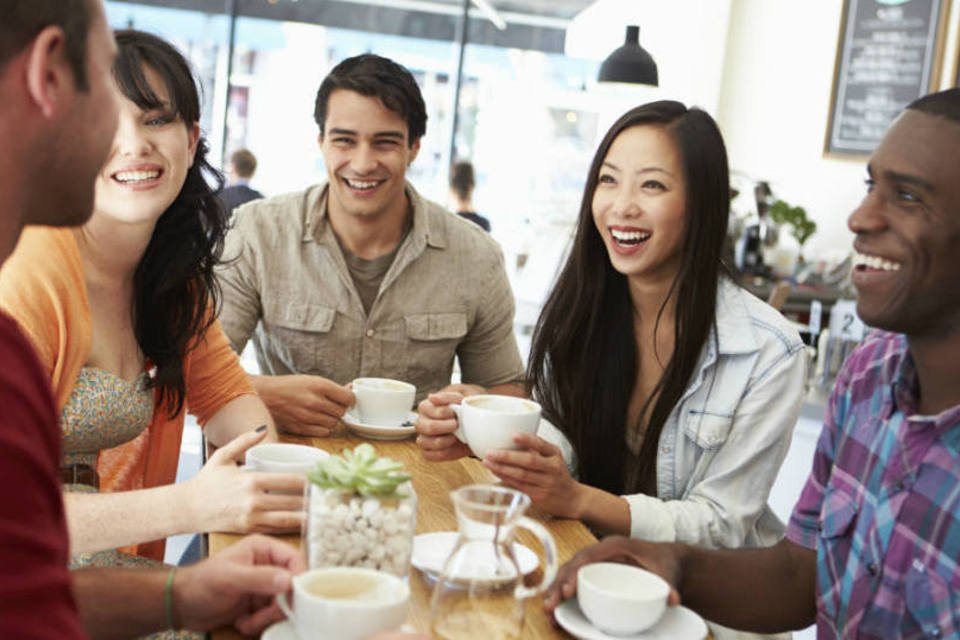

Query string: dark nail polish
[255,424,267,433]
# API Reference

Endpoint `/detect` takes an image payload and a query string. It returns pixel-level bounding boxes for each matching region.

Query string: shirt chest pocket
[677,411,734,487]
[261,299,337,373]
[683,411,734,450]
[399,313,468,378]
[817,488,859,622]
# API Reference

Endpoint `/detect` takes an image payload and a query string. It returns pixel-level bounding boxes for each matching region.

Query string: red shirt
[0,311,85,639]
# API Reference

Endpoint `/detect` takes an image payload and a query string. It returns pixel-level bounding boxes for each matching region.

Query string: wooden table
[209,431,596,638]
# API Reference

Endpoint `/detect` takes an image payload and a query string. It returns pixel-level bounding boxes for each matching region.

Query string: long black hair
[527,101,730,496]
[113,30,227,417]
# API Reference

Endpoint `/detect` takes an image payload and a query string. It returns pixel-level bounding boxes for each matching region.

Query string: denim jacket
[541,278,806,549]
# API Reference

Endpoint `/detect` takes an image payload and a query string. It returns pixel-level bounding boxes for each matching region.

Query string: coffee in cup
[277,567,409,640]
[352,378,416,427]
[450,395,541,458]
[577,562,670,635]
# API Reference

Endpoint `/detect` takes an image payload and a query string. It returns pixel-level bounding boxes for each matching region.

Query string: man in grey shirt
[216,54,525,437]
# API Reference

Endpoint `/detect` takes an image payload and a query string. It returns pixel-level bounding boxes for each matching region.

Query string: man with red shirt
[0,1,305,637]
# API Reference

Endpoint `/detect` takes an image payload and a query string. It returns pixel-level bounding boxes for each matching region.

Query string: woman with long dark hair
[0,30,303,565]
[417,101,806,553]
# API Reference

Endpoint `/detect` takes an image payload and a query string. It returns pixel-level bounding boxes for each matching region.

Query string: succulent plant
[307,443,411,497]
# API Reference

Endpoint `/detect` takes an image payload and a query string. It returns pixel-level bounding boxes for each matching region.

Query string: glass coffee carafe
[429,484,557,639]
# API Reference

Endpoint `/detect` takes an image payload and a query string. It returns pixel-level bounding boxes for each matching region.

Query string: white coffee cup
[277,567,409,640]
[244,443,329,474]
[577,562,670,635]
[352,378,416,427]
[450,395,541,459]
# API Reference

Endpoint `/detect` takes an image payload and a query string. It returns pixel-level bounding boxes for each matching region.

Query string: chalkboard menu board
[825,0,948,156]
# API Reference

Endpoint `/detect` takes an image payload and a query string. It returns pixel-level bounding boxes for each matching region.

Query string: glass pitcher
[429,484,558,639]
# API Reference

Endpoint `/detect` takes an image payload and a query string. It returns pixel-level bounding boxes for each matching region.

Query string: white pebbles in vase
[306,483,416,576]
[304,444,416,577]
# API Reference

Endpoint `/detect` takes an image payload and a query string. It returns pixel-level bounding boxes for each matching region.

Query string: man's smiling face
[319,89,420,224]
[848,109,960,337]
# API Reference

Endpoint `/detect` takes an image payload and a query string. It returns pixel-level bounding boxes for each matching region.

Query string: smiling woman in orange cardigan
[0,32,303,563]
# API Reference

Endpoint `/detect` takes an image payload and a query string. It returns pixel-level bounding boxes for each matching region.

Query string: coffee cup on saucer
[352,378,416,427]
[577,562,670,635]
[276,566,409,640]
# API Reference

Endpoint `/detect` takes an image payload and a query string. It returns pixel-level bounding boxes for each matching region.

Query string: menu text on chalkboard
[826,0,947,156]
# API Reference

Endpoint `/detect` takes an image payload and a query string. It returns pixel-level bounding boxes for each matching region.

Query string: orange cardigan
[0,226,254,560]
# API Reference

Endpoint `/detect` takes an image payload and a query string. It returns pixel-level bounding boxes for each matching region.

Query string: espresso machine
[734,181,778,276]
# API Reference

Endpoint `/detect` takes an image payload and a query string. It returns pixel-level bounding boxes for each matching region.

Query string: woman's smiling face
[94,63,199,227]
[592,124,688,289]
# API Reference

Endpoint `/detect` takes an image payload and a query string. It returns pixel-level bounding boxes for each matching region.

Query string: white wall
[716,0,960,259]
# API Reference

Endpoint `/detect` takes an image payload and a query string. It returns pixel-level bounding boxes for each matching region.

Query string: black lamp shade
[598,25,658,86]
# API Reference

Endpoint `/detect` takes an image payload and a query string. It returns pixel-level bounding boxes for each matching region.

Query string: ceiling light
[598,25,658,86]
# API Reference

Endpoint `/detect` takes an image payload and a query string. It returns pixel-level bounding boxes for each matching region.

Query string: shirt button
[366,329,375,337]
[867,563,879,576]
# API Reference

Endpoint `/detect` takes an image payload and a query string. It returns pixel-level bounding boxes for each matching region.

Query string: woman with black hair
[418,102,806,556]
[0,30,303,565]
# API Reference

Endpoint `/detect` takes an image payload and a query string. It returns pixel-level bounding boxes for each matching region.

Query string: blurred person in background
[449,160,490,232]
[219,147,264,215]
[0,29,304,571]
[217,54,524,437]
[418,101,806,640]
[543,87,960,640]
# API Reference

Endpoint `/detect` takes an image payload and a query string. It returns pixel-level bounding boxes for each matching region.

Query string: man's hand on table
[174,534,306,635]
[253,373,355,437]
[185,429,305,534]
[543,536,682,615]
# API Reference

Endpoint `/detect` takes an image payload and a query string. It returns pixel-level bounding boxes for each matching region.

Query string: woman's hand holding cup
[415,391,473,462]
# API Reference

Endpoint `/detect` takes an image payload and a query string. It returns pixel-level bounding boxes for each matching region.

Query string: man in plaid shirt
[544,87,960,639]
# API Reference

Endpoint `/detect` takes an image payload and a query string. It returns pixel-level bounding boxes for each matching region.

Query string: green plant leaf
[307,443,411,496]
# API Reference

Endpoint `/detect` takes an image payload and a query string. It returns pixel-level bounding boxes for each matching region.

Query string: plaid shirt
[787,331,960,639]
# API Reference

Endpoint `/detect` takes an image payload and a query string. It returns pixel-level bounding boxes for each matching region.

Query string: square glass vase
[304,482,416,577]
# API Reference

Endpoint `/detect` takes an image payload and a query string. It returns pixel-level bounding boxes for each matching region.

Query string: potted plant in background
[769,199,817,272]
[304,444,416,577]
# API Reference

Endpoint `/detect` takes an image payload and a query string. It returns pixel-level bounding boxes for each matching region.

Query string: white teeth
[344,178,379,190]
[114,170,159,183]
[853,252,901,271]
[610,229,651,243]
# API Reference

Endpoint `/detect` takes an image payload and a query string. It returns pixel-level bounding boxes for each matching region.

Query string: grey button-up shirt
[216,181,524,401]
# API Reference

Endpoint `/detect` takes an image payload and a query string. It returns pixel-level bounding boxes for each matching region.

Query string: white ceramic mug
[577,562,670,635]
[277,567,409,640]
[244,443,329,474]
[352,378,416,427]
[450,395,541,459]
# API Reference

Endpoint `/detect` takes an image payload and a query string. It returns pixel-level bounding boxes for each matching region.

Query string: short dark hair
[230,148,257,178]
[314,53,427,146]
[449,161,475,200]
[907,88,960,126]
[0,0,92,90]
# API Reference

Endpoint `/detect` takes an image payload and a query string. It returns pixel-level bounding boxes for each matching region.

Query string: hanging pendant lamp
[598,25,658,86]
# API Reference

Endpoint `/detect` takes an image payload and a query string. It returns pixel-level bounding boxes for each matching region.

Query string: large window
[103,1,611,329]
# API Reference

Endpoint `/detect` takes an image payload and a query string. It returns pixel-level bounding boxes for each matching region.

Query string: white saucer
[342,409,417,440]
[262,620,416,639]
[554,598,707,640]
[411,531,539,585]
